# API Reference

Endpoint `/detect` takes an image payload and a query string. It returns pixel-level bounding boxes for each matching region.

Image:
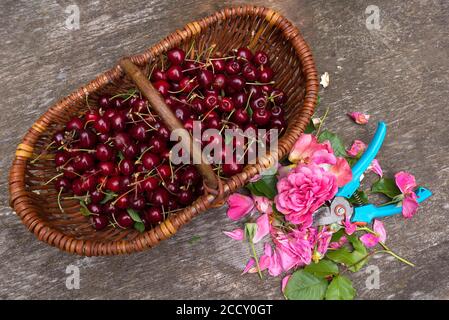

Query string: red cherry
[270,89,287,105]
[148,135,166,153]
[225,60,242,74]
[228,75,245,91]
[119,159,134,176]
[232,92,248,108]
[66,117,84,131]
[55,151,70,167]
[115,194,129,209]
[270,117,287,131]
[252,108,271,127]
[53,131,65,146]
[197,69,214,88]
[98,96,110,109]
[62,163,78,179]
[253,51,270,66]
[178,189,194,205]
[98,161,116,176]
[167,65,183,82]
[153,80,170,97]
[151,68,167,81]
[130,123,149,141]
[167,48,186,65]
[115,212,134,228]
[73,154,94,172]
[182,166,200,185]
[85,110,100,123]
[87,203,102,215]
[91,215,108,230]
[172,105,192,123]
[222,162,244,177]
[94,117,111,134]
[157,164,171,181]
[204,93,219,110]
[247,85,263,99]
[130,194,146,210]
[113,132,131,150]
[258,66,274,83]
[212,74,227,90]
[231,108,249,126]
[144,207,163,224]
[211,58,226,72]
[270,106,284,118]
[242,63,259,81]
[95,143,113,161]
[110,113,127,132]
[142,153,161,170]
[142,176,159,193]
[123,143,138,159]
[179,77,197,93]
[236,47,253,62]
[219,97,234,113]
[151,187,169,207]
[90,189,105,203]
[250,96,268,110]
[54,177,71,192]
[191,97,206,114]
[106,176,121,193]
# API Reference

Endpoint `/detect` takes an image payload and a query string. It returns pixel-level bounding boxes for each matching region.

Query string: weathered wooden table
[1,0,448,299]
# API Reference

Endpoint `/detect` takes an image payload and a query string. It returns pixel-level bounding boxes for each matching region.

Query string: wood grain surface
[0,0,448,299]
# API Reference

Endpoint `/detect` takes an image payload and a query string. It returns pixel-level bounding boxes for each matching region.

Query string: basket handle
[118,58,219,191]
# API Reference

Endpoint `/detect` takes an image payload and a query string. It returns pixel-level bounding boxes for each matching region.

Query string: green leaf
[127,208,142,223]
[79,200,92,216]
[304,119,316,134]
[325,275,356,300]
[246,183,264,196]
[134,221,145,233]
[316,95,321,106]
[247,106,253,118]
[326,234,368,272]
[371,177,401,199]
[244,223,257,242]
[318,130,346,157]
[348,190,369,205]
[247,174,278,199]
[304,259,339,278]
[118,151,125,161]
[284,270,328,300]
[100,192,117,204]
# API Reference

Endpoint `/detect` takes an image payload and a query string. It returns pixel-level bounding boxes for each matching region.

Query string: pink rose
[348,112,370,125]
[275,164,338,227]
[272,228,315,271]
[347,140,367,157]
[288,134,336,165]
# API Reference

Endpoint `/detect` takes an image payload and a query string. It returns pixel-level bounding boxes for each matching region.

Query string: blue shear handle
[336,121,387,198]
[352,187,432,223]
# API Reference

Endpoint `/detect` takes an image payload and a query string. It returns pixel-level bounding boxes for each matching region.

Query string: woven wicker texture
[9,5,318,256]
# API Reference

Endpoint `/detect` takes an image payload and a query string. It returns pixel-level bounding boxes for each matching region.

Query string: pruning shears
[313,121,432,226]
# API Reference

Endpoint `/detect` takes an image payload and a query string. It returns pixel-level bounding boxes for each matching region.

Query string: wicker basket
[9,5,318,256]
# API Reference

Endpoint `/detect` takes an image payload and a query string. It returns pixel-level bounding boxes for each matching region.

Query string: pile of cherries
[51,46,287,232]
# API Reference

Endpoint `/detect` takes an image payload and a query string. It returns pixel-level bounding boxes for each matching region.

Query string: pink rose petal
[347,140,367,157]
[223,228,244,241]
[281,275,291,294]
[369,159,383,177]
[242,258,255,274]
[253,213,270,243]
[342,216,357,235]
[360,233,379,248]
[395,171,417,195]
[227,193,254,221]
[252,195,273,214]
[330,157,353,187]
[348,112,370,125]
[373,220,387,243]
[402,193,419,218]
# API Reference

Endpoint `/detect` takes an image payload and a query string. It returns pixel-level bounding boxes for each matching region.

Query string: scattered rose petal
[249,174,261,183]
[253,214,270,243]
[320,72,330,88]
[373,220,387,243]
[281,275,291,294]
[347,140,367,157]
[227,193,254,221]
[242,258,256,274]
[223,228,244,241]
[348,112,370,125]
[395,171,417,195]
[402,192,419,218]
[368,159,383,177]
[342,216,357,235]
[360,233,379,247]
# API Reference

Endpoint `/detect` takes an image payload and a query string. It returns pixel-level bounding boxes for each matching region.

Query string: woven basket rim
[9,5,318,256]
